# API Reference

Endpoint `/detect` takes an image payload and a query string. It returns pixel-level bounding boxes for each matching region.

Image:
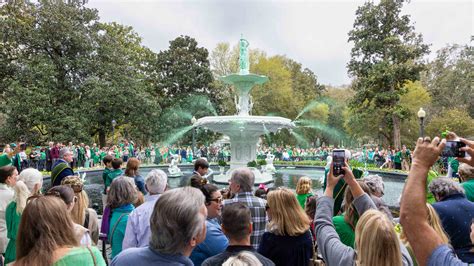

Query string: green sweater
[333,215,355,248]
[461,179,474,202]
[109,204,134,258]
[296,193,313,209]
[5,201,21,264]
[53,247,106,266]
[105,169,123,192]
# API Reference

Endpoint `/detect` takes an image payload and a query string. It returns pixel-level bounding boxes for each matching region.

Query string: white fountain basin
[195,115,294,184]
[194,115,294,136]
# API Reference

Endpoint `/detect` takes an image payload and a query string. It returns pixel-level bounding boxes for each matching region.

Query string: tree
[422,44,474,117]
[152,36,221,142]
[0,2,162,146]
[347,0,429,148]
[398,81,431,144]
[0,1,100,143]
[425,108,474,138]
[81,22,161,146]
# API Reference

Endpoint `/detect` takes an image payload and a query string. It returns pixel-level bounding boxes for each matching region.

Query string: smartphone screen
[333,149,345,176]
[442,141,466,158]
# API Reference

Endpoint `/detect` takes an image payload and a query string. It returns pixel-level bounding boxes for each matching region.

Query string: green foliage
[347,0,430,148]
[426,108,474,137]
[247,161,257,167]
[218,160,227,167]
[257,159,267,166]
[422,44,474,117]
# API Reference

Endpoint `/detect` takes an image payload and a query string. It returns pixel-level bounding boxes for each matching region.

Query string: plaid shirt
[223,192,267,250]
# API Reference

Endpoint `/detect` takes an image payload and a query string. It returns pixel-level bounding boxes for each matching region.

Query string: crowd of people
[6,136,461,181]
[0,132,473,265]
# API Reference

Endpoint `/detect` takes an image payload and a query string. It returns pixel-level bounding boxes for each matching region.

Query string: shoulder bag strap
[109,213,127,244]
[86,247,97,266]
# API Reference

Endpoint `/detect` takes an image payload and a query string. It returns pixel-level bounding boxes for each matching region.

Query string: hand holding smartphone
[442,140,466,158]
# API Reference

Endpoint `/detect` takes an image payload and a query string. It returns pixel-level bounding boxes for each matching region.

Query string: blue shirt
[190,218,229,266]
[432,193,474,263]
[111,246,193,266]
[427,244,467,266]
[122,194,161,250]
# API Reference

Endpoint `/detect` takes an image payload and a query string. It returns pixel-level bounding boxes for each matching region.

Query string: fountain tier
[194,115,294,169]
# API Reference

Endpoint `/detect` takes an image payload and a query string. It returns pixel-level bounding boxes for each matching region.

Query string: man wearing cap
[51,148,74,187]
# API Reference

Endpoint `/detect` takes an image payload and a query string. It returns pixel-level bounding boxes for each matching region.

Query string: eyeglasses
[265,203,270,211]
[209,197,222,204]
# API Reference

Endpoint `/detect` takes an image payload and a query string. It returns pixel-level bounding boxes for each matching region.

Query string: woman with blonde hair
[13,196,105,266]
[257,188,313,265]
[295,176,313,209]
[61,176,99,244]
[315,162,413,265]
[4,168,42,264]
[399,203,449,266]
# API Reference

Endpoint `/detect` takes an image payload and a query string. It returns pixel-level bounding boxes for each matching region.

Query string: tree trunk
[392,114,401,149]
[99,129,106,148]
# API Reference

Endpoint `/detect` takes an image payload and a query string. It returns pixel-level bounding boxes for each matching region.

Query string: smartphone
[333,149,345,176]
[442,140,466,158]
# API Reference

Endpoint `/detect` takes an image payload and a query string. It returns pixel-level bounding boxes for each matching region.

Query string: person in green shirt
[393,149,402,170]
[295,176,313,209]
[459,163,474,202]
[5,168,43,264]
[107,176,136,259]
[11,195,106,265]
[332,179,371,248]
[104,158,123,194]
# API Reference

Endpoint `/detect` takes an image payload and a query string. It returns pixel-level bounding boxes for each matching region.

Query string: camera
[442,140,466,158]
[332,149,345,176]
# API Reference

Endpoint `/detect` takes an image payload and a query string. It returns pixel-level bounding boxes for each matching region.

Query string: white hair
[363,175,385,196]
[222,251,263,266]
[145,169,168,194]
[19,168,43,192]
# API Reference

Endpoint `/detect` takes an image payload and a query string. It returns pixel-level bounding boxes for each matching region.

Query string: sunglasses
[209,197,222,204]
[265,203,270,210]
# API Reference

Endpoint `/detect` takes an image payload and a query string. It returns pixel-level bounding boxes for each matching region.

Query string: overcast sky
[86,0,473,86]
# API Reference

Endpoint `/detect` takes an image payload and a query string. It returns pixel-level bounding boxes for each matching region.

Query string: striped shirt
[223,192,267,249]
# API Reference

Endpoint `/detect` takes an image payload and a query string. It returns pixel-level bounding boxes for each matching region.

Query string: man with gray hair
[51,147,74,186]
[429,177,474,262]
[112,187,207,265]
[122,169,169,249]
[222,168,267,250]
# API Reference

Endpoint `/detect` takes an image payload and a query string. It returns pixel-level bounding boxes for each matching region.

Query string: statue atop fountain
[168,154,182,177]
[239,37,250,75]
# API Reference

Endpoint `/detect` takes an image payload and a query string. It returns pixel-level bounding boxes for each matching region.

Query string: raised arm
[315,164,356,265]
[399,137,446,265]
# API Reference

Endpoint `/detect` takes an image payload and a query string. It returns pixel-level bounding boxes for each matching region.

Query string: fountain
[193,37,295,184]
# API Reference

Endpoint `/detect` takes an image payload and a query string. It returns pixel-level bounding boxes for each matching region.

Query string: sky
[86,0,473,86]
